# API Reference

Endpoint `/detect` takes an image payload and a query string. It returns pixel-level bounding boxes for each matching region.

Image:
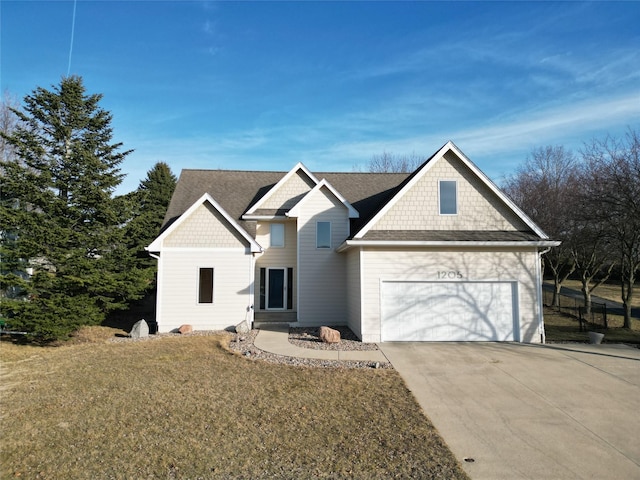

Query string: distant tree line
[0,77,176,341]
[503,132,640,328]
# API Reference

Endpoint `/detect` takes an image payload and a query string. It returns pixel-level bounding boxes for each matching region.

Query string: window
[198,268,214,303]
[270,223,285,247]
[317,221,331,249]
[439,180,457,215]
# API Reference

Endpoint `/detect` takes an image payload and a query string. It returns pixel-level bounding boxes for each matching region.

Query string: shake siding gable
[164,202,250,248]
[371,151,529,232]
[257,170,316,211]
[297,186,349,325]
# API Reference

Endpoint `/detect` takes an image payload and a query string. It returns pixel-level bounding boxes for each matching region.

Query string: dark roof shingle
[162,169,409,237]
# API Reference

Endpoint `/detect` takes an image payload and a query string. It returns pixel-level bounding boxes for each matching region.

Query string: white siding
[296,186,350,325]
[158,248,253,332]
[254,220,298,311]
[360,247,542,343]
[345,247,362,338]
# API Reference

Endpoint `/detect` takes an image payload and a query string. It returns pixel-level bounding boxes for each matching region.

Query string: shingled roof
[162,169,409,237]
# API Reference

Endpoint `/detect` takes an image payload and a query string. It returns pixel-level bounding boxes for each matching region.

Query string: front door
[267,268,286,310]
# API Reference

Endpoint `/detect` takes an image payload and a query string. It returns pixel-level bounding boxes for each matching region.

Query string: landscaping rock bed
[288,326,379,351]
[228,329,392,369]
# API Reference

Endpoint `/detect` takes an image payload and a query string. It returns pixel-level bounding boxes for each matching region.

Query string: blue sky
[2,1,639,194]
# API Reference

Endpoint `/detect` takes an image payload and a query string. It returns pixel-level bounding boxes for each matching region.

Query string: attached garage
[381,281,519,342]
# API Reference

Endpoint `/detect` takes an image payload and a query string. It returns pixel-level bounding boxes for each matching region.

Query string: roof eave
[336,239,561,252]
[241,214,289,221]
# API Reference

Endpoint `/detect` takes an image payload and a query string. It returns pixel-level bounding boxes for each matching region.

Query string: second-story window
[270,223,285,247]
[439,180,457,215]
[316,221,331,249]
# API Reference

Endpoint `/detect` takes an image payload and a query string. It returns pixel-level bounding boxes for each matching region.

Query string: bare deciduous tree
[367,151,424,173]
[0,90,20,162]
[580,129,640,327]
[503,145,579,306]
[569,219,615,314]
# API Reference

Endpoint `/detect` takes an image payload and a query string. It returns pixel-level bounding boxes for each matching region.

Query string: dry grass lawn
[0,328,467,479]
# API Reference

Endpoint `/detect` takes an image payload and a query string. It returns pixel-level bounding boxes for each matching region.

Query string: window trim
[198,267,214,304]
[316,221,331,249]
[270,223,285,248]
[438,179,458,215]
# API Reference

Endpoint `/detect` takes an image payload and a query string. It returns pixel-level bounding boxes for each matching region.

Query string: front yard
[0,327,467,479]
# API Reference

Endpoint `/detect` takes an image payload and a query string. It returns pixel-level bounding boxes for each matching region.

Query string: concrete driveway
[379,342,640,479]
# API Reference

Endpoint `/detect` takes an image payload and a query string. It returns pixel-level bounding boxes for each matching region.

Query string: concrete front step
[254,312,297,324]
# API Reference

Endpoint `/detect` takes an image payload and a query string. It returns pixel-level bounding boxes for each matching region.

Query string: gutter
[337,239,561,253]
[537,247,552,343]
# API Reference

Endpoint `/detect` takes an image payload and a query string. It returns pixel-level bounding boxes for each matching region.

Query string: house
[146,141,559,342]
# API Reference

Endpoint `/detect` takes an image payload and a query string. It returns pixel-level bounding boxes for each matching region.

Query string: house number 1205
[437,271,463,279]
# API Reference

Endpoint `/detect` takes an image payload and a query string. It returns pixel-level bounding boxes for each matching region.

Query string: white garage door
[381,281,517,341]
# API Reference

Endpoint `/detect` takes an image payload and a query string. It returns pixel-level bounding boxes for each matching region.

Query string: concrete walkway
[254,324,388,363]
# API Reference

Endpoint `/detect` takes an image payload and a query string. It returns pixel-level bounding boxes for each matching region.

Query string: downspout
[537,247,551,343]
[147,251,161,333]
[248,252,256,328]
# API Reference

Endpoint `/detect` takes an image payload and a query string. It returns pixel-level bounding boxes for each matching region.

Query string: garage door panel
[381,281,517,342]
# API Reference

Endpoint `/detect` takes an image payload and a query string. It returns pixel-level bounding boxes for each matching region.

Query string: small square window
[270,223,285,247]
[198,268,214,304]
[439,180,457,215]
[316,221,331,249]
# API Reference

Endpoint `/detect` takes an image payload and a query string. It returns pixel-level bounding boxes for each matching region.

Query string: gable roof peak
[147,192,262,253]
[352,141,549,240]
[244,162,320,215]
[287,178,359,218]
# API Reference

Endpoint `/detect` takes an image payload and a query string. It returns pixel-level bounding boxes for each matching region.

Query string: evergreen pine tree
[0,76,142,341]
[125,162,177,270]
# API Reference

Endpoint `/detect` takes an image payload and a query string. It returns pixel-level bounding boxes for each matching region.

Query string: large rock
[235,320,250,335]
[178,324,193,334]
[319,326,341,344]
[130,319,149,339]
